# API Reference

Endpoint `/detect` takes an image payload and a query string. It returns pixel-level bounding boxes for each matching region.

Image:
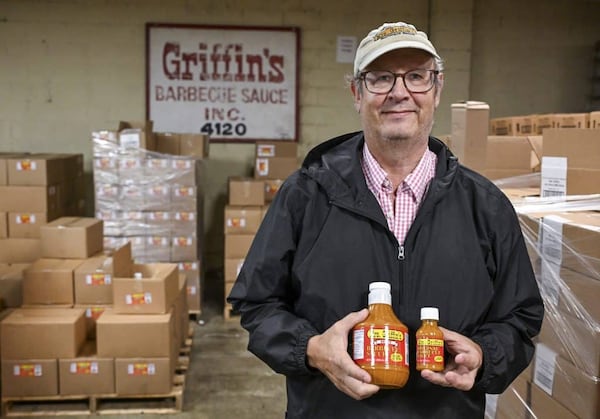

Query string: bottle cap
[368,282,391,305]
[420,307,439,320]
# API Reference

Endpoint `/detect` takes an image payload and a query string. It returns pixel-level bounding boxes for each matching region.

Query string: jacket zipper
[398,245,404,260]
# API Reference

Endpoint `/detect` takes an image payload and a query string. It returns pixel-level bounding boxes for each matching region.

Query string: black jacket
[228,132,543,418]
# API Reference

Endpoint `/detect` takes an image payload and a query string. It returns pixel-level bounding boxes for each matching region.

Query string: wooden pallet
[2,368,187,416]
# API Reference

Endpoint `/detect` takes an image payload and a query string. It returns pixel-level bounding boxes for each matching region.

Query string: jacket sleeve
[227,174,320,376]
[470,194,544,394]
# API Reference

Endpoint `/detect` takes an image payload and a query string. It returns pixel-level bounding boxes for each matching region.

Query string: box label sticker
[534,343,557,395]
[541,157,567,197]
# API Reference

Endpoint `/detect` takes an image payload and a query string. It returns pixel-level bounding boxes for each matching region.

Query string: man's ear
[351,82,361,113]
[434,72,444,108]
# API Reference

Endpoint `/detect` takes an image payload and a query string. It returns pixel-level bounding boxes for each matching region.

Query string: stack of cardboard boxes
[0,216,189,399]
[92,122,208,315]
[451,105,600,418]
[0,153,84,265]
[223,141,298,319]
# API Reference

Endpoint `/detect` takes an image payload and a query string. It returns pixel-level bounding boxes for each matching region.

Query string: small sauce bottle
[416,307,445,371]
[352,282,409,388]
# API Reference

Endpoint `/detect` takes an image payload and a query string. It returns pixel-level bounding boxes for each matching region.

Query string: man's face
[352,48,444,145]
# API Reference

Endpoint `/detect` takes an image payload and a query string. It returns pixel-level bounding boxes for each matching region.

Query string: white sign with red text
[147,24,299,142]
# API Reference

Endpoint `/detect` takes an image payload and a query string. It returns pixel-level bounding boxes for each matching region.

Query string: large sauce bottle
[352,282,409,388]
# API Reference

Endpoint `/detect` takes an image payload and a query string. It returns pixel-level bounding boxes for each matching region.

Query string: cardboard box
[483,136,540,180]
[59,342,115,396]
[115,357,174,395]
[155,132,210,158]
[144,236,171,262]
[554,113,590,129]
[591,111,600,129]
[541,128,600,195]
[112,263,179,314]
[186,275,201,312]
[0,212,6,238]
[22,258,84,305]
[450,101,490,171]
[530,383,578,419]
[254,157,298,179]
[75,304,112,340]
[73,243,132,305]
[225,258,245,283]
[490,115,537,136]
[0,264,26,307]
[228,177,265,206]
[557,266,600,322]
[537,212,600,277]
[1,359,58,397]
[118,120,155,151]
[224,234,254,259]
[0,307,86,359]
[224,206,263,235]
[96,310,176,358]
[172,211,196,236]
[534,345,599,419]
[264,179,284,202]
[7,212,53,239]
[170,185,198,211]
[537,114,556,134]
[6,154,66,186]
[256,141,298,158]
[171,236,198,262]
[118,157,146,184]
[40,217,103,259]
[0,238,41,264]
[538,310,600,377]
[493,375,530,419]
[0,185,62,213]
[171,159,204,187]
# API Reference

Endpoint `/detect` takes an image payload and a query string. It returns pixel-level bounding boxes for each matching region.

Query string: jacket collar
[301,132,458,212]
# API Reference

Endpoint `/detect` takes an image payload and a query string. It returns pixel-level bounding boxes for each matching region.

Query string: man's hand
[306,309,380,400]
[420,327,483,391]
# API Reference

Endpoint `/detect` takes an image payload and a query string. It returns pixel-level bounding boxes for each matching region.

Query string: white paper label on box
[16,214,36,224]
[541,156,567,198]
[175,212,195,221]
[172,160,192,169]
[16,160,37,171]
[187,285,197,295]
[256,158,269,176]
[540,216,565,263]
[534,343,557,395]
[173,237,193,247]
[13,364,42,377]
[227,218,246,228]
[125,292,153,305]
[119,133,142,149]
[257,144,276,157]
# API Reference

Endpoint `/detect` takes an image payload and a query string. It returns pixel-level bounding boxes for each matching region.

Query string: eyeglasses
[359,69,440,94]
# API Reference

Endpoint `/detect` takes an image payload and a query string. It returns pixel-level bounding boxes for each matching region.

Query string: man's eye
[407,72,425,82]
[375,74,393,83]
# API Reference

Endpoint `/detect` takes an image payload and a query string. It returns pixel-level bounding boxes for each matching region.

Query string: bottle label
[353,325,409,367]
[417,338,444,367]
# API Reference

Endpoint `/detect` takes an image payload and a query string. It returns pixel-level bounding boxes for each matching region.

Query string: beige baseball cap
[354,22,440,76]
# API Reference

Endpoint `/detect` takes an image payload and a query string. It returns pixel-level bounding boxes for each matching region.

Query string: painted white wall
[1,0,599,268]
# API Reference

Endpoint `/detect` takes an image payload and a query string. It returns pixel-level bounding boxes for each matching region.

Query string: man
[228,21,543,418]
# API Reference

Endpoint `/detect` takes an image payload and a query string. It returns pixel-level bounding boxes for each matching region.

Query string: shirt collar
[362,141,436,203]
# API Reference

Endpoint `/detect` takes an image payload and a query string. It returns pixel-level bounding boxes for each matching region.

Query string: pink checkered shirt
[362,143,437,244]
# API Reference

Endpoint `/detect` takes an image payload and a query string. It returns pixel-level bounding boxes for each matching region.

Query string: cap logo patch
[373,25,417,42]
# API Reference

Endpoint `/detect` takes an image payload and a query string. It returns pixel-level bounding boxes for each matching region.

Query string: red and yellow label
[70,361,99,375]
[14,364,41,377]
[353,325,409,367]
[416,338,445,367]
[128,363,155,376]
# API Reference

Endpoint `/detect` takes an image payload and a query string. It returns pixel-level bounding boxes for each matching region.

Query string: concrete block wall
[1,0,599,270]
